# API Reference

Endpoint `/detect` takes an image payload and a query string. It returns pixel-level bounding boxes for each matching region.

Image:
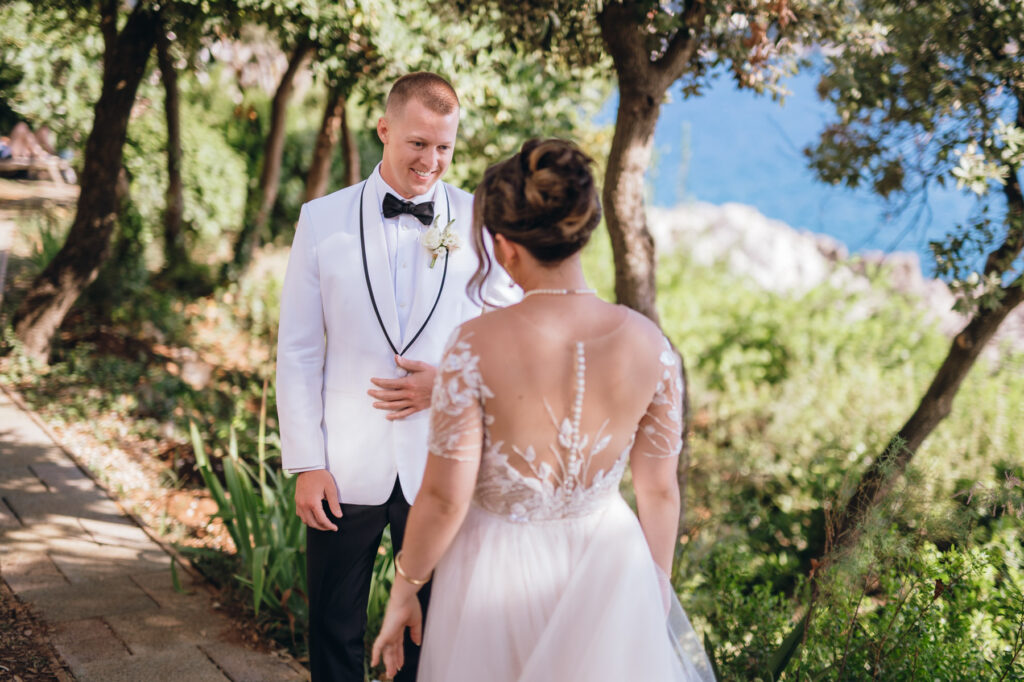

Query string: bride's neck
[516,254,589,292]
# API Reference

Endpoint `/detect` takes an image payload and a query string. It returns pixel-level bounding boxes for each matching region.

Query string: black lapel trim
[359,181,451,356]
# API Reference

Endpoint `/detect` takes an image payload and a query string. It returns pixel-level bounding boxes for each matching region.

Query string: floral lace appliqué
[427,331,684,522]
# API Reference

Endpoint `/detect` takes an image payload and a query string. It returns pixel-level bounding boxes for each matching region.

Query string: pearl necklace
[522,288,597,299]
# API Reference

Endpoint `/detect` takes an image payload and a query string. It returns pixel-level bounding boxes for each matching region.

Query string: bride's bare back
[428,295,683,522]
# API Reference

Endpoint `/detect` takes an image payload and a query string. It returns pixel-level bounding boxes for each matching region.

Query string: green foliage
[365,529,395,681]
[267,86,381,240]
[124,72,249,266]
[808,0,1024,310]
[790,518,1024,680]
[582,228,1024,676]
[188,406,309,644]
[0,0,103,146]
[451,0,846,99]
[359,0,613,190]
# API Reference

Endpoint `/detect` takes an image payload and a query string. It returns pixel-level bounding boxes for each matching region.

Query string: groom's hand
[368,355,437,421]
[295,470,342,531]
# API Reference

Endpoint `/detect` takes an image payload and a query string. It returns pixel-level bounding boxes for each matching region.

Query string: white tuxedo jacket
[276,179,515,505]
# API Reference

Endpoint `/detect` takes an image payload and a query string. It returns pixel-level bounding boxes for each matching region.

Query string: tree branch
[984,95,1024,277]
[652,0,706,82]
[985,166,1024,277]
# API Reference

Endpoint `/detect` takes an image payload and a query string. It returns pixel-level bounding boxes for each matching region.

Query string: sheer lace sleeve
[427,330,493,463]
[632,337,685,459]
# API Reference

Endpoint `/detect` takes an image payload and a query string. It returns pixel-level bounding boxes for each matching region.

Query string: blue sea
[605,68,979,275]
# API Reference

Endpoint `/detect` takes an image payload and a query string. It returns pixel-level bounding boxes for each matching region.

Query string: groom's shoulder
[305,182,363,214]
[301,182,365,231]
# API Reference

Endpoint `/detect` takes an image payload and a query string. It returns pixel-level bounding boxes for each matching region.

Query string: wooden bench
[0,157,72,184]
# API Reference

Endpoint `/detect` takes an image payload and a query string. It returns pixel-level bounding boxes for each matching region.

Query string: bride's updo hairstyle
[469,138,601,304]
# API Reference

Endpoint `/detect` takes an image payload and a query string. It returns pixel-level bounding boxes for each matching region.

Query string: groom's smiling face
[377,97,460,200]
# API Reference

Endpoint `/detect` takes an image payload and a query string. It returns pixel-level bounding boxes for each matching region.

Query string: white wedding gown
[415,305,716,681]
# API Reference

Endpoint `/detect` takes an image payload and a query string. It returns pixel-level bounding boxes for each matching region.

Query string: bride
[371,139,715,681]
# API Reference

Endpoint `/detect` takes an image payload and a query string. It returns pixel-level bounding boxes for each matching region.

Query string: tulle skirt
[417,495,716,681]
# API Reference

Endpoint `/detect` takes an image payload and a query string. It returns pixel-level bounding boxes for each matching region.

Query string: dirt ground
[0,580,74,682]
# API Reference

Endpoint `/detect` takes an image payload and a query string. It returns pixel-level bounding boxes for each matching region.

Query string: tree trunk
[602,82,665,323]
[12,5,159,363]
[598,0,704,322]
[156,21,187,270]
[597,1,706,528]
[823,169,1024,557]
[304,84,346,203]
[232,39,314,271]
[340,98,360,187]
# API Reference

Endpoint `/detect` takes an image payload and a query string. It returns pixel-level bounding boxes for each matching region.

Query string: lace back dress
[418,305,715,681]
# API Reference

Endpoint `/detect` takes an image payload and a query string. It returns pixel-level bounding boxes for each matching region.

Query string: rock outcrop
[648,202,1023,357]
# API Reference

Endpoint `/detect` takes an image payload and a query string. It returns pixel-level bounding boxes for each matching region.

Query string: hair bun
[519,139,600,245]
[468,138,602,302]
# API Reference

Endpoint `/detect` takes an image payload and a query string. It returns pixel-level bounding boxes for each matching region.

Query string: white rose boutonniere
[422,216,461,268]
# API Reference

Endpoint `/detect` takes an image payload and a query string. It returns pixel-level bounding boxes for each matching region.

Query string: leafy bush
[580,226,1024,677]
[189,409,309,646]
[187,386,396,675]
[123,88,248,267]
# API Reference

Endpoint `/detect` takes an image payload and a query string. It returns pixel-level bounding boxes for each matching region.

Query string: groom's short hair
[386,72,460,117]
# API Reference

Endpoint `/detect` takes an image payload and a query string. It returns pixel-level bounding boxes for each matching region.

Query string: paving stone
[0,390,309,679]
[48,537,170,583]
[77,516,156,551]
[75,644,229,682]
[129,568,208,609]
[50,617,130,668]
[0,496,20,529]
[0,550,69,591]
[200,641,308,682]
[0,421,59,450]
[31,461,95,493]
[4,490,125,524]
[0,433,64,458]
[3,515,83,538]
[0,465,49,494]
[1,532,64,556]
[18,574,158,622]
[105,608,231,655]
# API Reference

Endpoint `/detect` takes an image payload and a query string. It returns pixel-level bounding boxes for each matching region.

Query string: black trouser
[306,479,431,682]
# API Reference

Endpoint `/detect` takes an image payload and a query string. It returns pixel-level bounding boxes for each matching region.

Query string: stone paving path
[0,386,309,681]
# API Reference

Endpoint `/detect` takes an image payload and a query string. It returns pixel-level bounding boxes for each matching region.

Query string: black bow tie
[382,192,434,225]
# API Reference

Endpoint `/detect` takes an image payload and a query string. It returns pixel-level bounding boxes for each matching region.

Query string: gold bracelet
[394,551,430,586]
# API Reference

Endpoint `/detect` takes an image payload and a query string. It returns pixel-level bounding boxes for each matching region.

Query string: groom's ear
[376,116,388,145]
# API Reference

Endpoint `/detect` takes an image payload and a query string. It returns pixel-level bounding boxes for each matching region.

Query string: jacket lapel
[359,181,401,351]
[403,183,450,347]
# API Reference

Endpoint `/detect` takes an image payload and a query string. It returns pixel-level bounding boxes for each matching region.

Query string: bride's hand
[371,591,423,678]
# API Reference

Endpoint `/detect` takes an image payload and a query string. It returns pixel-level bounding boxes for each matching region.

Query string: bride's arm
[629,338,685,575]
[372,329,486,676]
[632,448,681,575]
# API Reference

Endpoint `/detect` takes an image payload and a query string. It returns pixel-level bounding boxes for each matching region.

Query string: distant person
[0,136,11,160]
[35,124,56,156]
[8,121,44,160]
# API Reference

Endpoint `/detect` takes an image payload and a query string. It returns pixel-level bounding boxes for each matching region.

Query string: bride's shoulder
[455,306,515,340]
[615,305,666,346]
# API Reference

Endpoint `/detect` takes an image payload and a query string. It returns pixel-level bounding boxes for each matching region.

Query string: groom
[276,72,516,681]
